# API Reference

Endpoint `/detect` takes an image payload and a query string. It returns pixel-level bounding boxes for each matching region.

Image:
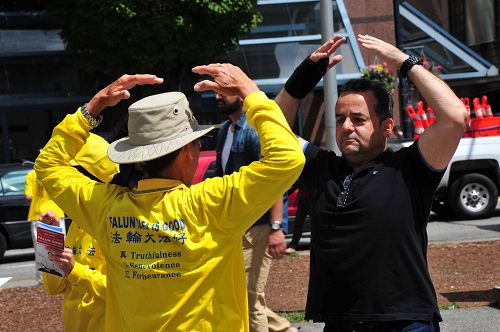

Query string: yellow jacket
[43,222,107,332]
[35,91,304,332]
[24,169,64,221]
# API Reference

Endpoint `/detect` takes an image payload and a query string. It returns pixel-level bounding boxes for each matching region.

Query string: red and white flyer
[35,221,66,277]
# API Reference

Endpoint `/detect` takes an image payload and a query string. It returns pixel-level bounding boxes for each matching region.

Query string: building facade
[1,1,498,160]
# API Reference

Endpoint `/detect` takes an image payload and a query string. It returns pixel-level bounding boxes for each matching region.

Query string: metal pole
[320,0,340,154]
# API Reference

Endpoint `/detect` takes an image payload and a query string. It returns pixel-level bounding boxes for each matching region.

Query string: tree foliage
[49,0,260,92]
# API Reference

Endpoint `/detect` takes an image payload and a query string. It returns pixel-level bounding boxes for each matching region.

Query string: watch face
[271,223,281,231]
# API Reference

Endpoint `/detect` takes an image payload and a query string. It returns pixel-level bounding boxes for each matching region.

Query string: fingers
[357,34,407,68]
[193,80,220,92]
[269,242,286,259]
[118,74,164,90]
[192,64,224,76]
[40,210,59,226]
[357,34,394,50]
[47,247,74,273]
[310,35,346,63]
[328,54,343,70]
[192,63,258,99]
[88,74,163,116]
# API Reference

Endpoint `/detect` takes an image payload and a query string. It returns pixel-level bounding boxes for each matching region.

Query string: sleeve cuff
[66,261,86,282]
[75,108,95,131]
[243,91,268,110]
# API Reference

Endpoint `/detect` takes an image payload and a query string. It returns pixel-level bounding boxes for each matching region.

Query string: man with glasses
[276,35,468,331]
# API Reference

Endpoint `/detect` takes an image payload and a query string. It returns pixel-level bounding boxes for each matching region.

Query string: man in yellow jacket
[41,132,119,332]
[35,65,304,331]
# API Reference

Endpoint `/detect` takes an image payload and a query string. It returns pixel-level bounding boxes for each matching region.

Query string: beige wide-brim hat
[108,91,215,164]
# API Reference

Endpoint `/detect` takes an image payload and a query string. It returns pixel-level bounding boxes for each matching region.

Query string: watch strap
[400,55,423,78]
[80,103,103,128]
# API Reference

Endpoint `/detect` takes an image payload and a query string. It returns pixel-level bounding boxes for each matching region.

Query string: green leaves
[48,0,260,92]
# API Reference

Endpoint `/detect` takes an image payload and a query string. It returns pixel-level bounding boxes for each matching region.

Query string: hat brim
[108,126,215,164]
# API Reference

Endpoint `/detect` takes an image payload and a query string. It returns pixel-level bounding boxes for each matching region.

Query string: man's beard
[218,99,242,116]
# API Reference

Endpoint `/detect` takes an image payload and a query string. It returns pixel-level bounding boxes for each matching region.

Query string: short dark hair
[142,149,181,178]
[341,79,393,122]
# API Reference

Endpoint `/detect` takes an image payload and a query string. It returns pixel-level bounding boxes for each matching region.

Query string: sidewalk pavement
[291,306,500,332]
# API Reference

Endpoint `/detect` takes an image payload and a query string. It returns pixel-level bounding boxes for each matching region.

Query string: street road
[1,202,499,289]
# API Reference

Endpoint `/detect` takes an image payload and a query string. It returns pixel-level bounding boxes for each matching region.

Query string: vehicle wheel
[0,232,6,262]
[448,173,498,220]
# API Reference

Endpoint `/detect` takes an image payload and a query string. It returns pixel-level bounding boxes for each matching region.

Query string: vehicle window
[203,161,217,181]
[1,169,31,196]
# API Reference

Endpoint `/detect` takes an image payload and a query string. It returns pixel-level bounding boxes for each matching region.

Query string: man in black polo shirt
[275,35,468,331]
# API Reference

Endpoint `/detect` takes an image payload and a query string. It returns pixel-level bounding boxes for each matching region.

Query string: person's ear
[184,142,197,160]
[382,118,394,138]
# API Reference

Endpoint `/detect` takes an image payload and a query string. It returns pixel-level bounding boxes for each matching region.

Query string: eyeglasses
[337,175,353,208]
[193,138,204,149]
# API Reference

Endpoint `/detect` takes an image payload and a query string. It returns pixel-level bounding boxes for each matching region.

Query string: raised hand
[357,34,408,69]
[310,34,346,69]
[192,63,259,99]
[87,74,164,117]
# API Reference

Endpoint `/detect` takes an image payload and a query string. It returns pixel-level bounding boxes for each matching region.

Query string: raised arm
[192,64,305,236]
[35,75,163,242]
[275,35,345,129]
[358,34,468,169]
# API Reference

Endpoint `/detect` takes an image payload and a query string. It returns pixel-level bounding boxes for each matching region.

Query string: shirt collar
[234,112,247,129]
[340,148,393,176]
[134,178,185,194]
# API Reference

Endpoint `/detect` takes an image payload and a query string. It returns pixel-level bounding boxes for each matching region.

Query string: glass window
[227,1,364,92]
[0,30,65,54]
[1,169,31,196]
[465,0,496,45]
[399,2,497,80]
[245,1,343,39]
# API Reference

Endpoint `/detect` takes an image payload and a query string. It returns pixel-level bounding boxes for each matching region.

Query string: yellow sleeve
[66,262,107,300]
[42,272,69,295]
[189,91,304,236]
[24,170,35,196]
[34,110,120,248]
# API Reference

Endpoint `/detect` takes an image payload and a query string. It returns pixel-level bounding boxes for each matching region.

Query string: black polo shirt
[302,142,444,323]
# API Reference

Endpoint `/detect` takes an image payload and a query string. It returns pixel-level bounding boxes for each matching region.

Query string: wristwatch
[400,55,423,78]
[270,220,282,231]
[80,103,103,128]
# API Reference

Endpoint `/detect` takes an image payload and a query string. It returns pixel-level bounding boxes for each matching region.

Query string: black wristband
[284,56,329,99]
[399,55,422,78]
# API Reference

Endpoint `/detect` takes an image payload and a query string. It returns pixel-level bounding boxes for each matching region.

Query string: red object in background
[464,117,500,137]
[192,150,217,184]
[461,97,472,128]
[406,105,417,119]
[192,150,299,217]
[426,107,437,125]
[406,105,424,140]
[481,95,494,118]
[473,97,484,119]
[416,101,429,128]
[413,118,424,141]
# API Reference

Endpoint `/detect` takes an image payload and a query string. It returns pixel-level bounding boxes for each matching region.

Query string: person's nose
[340,118,354,132]
[215,93,222,101]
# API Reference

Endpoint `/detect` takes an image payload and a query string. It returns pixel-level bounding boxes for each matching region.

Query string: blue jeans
[323,317,440,332]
